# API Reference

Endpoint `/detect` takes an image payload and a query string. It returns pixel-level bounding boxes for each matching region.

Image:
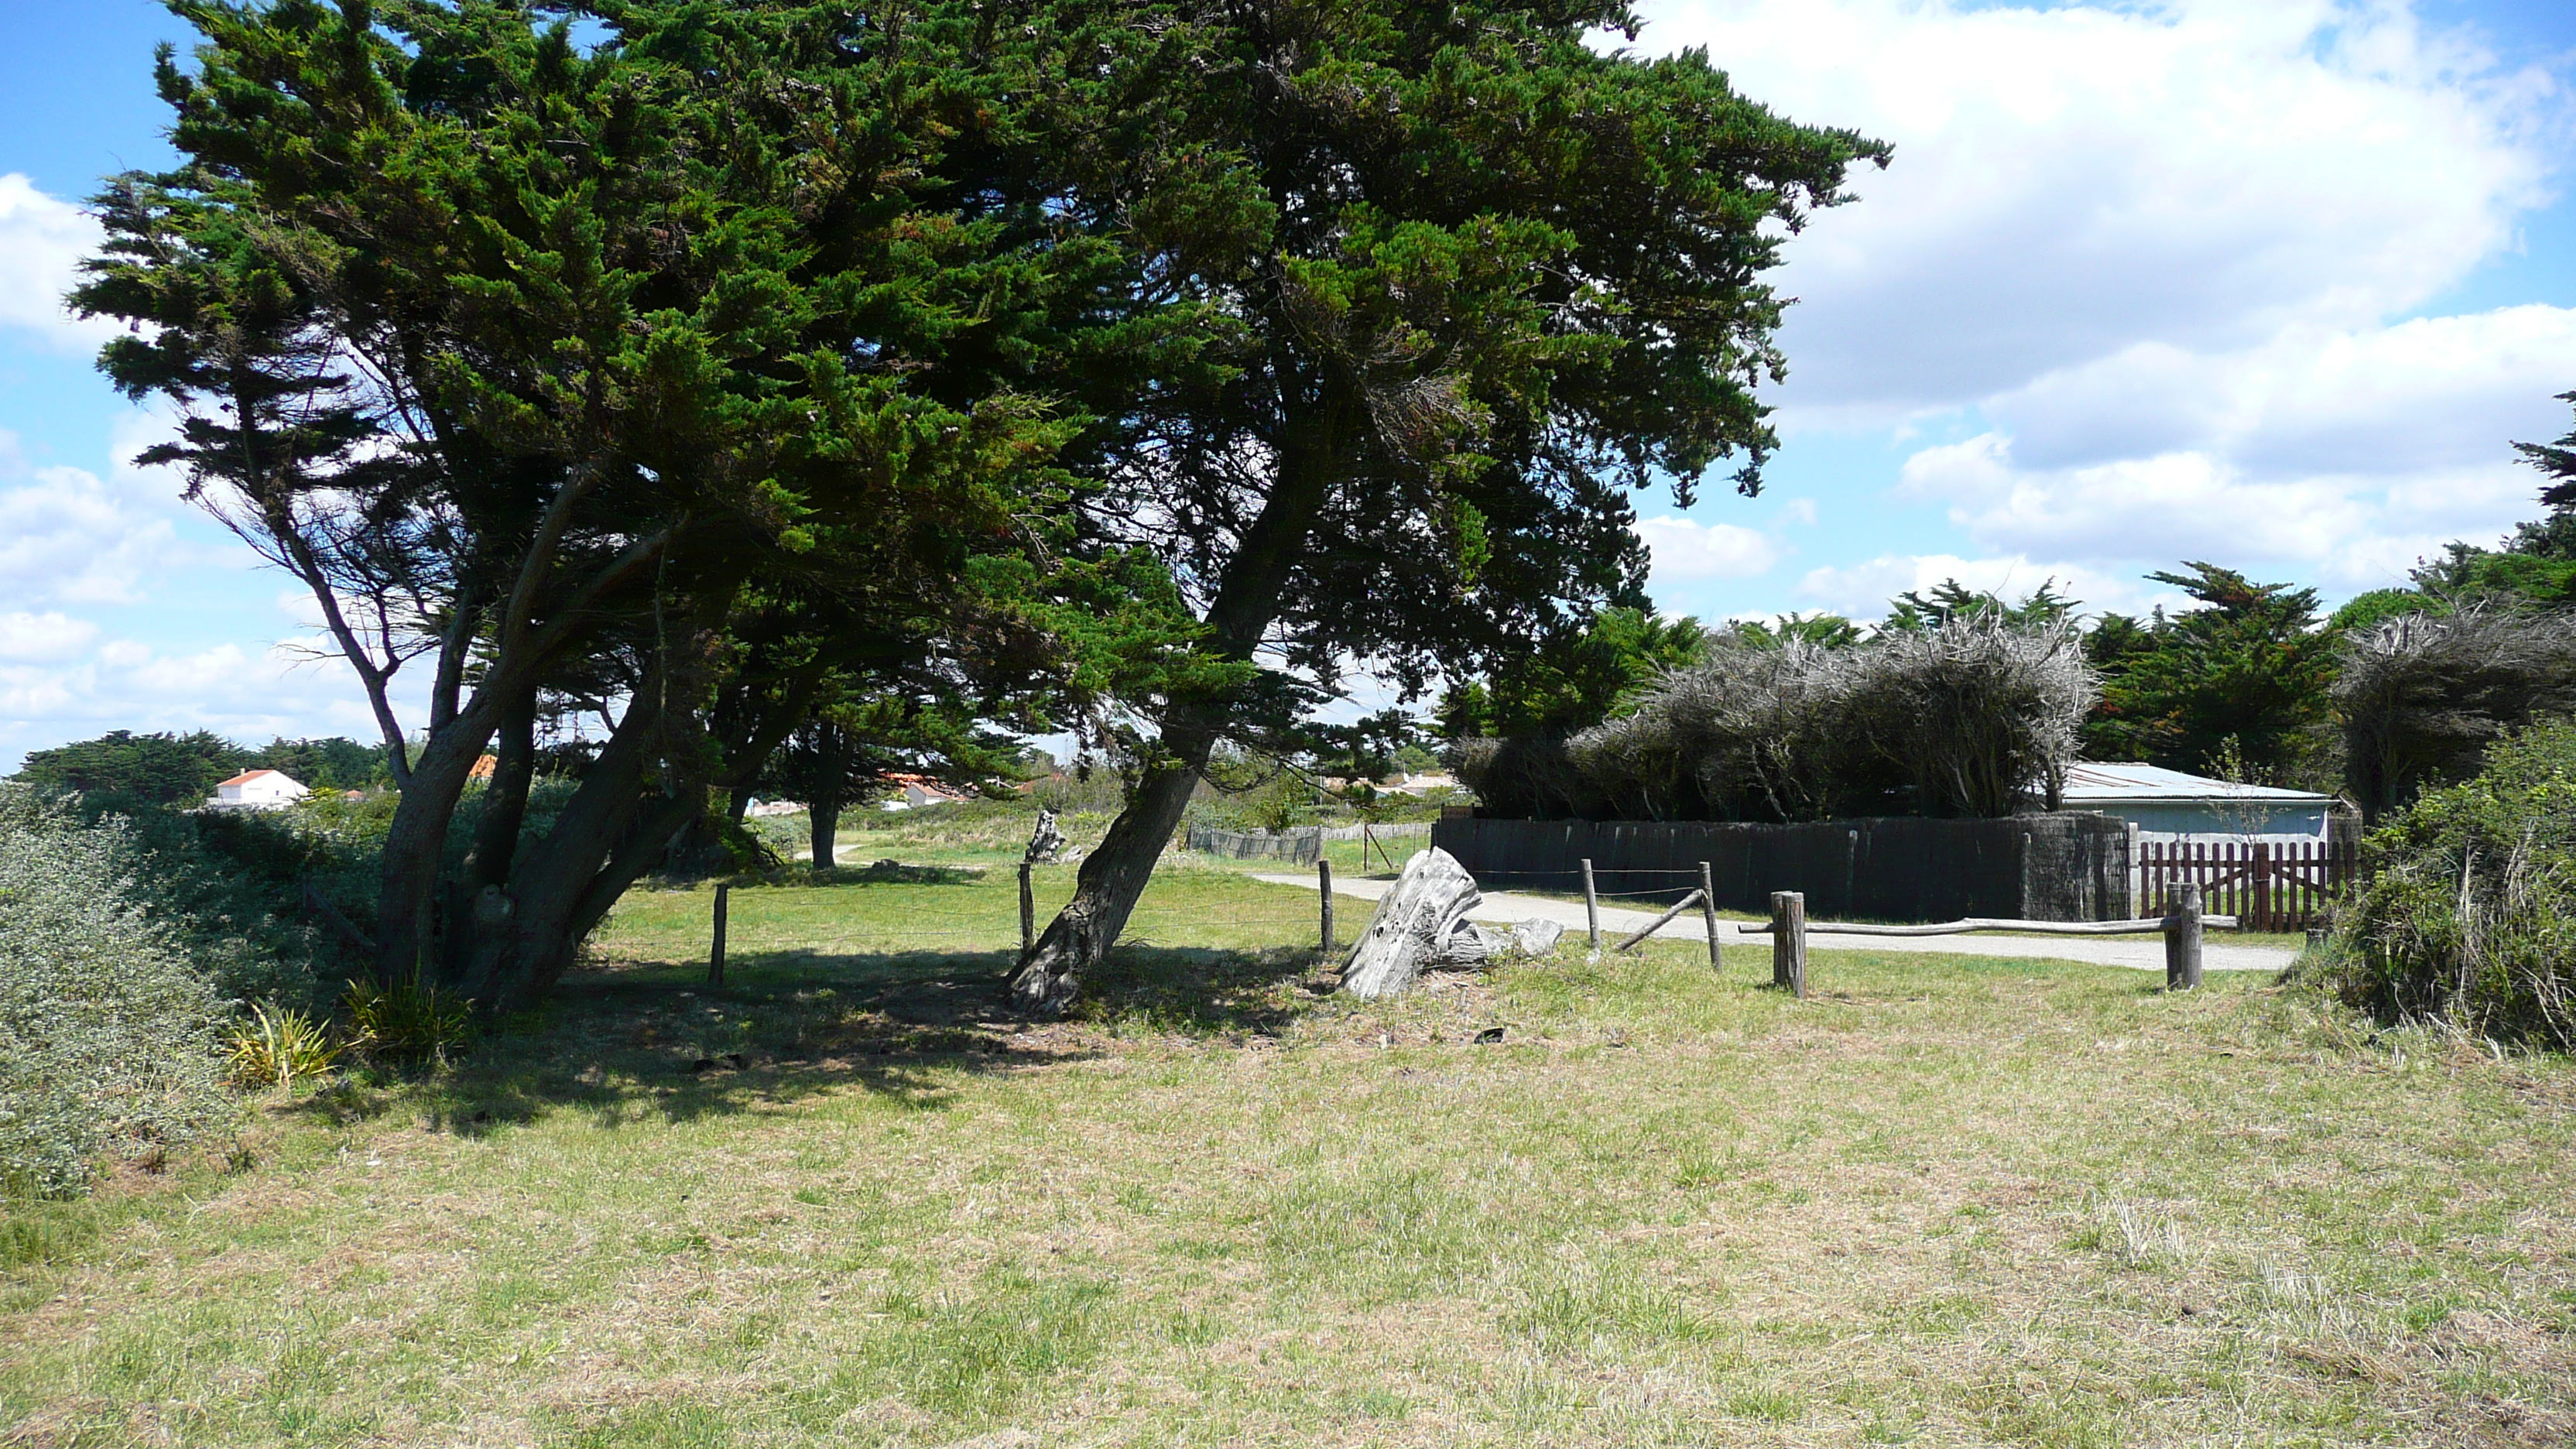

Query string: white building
[209,769,310,810]
[2061,762,2338,842]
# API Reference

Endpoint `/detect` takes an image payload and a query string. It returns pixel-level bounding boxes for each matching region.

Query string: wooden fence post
[1581,858,1601,954]
[708,882,730,988]
[2251,842,2271,933]
[2164,881,2203,992]
[1318,858,1335,955]
[1770,890,1807,999]
[1018,862,1036,959]
[1699,862,1721,967]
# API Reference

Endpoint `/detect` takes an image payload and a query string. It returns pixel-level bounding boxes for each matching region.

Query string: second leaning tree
[1005,2,1889,1010]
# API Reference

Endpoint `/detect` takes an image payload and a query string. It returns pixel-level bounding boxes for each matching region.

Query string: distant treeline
[10,731,396,805]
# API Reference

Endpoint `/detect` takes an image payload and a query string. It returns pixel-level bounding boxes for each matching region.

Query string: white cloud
[0,174,112,352]
[1797,550,2175,620]
[1639,0,2559,419]
[0,428,190,608]
[0,637,396,772]
[1632,514,1781,581]
[1622,0,2574,601]
[1986,304,2576,478]
[0,612,100,664]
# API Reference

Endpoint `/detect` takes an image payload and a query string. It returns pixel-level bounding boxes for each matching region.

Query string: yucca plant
[341,976,472,1065]
[223,1004,344,1089]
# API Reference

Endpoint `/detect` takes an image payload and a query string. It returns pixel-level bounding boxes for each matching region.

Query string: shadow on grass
[725,860,990,890]
[279,937,1330,1138]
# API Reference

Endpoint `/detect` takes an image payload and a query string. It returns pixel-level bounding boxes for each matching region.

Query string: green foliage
[1014,0,1887,861]
[2320,720,2576,1047]
[224,1005,345,1090]
[76,0,1165,1005]
[10,729,243,806]
[2083,563,2336,783]
[2518,389,2576,509]
[759,683,1026,857]
[1882,579,2078,635]
[242,737,390,792]
[1728,611,1867,651]
[342,978,474,1067]
[0,786,234,1199]
[1439,608,1708,739]
[2329,588,2445,635]
[2413,543,2576,605]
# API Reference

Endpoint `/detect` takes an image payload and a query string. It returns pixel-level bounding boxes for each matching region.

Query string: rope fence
[629,851,2245,1004]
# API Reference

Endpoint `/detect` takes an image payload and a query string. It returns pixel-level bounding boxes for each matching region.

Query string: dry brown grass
[3,859,2572,1447]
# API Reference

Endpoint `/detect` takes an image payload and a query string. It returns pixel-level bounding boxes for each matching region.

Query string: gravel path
[1251,872,2293,973]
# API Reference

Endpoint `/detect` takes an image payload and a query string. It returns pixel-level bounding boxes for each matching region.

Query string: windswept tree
[2082,564,2335,783]
[1437,606,1708,742]
[1008,1,1889,1010]
[77,2,1174,1010]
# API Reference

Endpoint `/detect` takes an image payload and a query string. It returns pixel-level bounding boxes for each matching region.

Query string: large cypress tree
[1005,2,1889,1009]
[77,1,1175,1009]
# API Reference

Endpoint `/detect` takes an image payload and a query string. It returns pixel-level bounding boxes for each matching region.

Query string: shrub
[1464,615,2093,822]
[0,786,234,1197]
[2317,719,2576,1048]
[2336,605,2576,823]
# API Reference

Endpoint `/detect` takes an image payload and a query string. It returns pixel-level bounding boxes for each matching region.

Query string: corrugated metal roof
[2062,762,2332,804]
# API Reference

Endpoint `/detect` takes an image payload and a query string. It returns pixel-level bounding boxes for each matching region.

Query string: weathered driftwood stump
[1512,918,1567,957]
[1340,848,1484,999]
[1024,809,1067,865]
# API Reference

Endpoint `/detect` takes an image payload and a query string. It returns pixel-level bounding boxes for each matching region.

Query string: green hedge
[2320,719,2576,1048]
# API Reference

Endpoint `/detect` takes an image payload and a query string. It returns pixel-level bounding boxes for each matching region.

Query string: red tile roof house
[881,773,971,810]
[207,769,309,810]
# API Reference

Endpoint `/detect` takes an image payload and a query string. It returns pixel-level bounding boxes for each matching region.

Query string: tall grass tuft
[342,976,473,1065]
[224,1005,345,1088]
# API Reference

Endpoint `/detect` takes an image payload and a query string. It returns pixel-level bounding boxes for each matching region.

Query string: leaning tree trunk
[1006,723,1216,1012]
[1006,405,1352,1015]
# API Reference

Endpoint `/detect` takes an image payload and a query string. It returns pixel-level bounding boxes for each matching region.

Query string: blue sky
[3,0,2575,771]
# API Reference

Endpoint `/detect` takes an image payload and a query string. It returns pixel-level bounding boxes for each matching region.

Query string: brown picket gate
[2139,840,2357,933]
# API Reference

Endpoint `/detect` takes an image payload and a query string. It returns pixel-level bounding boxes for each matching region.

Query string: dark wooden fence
[2139,840,2356,933]
[1431,812,2132,923]
[1184,825,1322,865]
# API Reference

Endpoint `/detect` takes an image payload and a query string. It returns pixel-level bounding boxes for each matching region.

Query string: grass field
[5,848,2572,1447]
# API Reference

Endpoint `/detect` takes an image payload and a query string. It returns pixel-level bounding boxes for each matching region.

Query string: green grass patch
[4,848,2570,1446]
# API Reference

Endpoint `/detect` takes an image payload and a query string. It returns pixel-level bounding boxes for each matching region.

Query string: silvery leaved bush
[1,785,234,1197]
[1465,614,2094,823]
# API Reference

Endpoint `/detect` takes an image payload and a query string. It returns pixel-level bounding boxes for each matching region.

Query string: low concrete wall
[1430,813,2134,923]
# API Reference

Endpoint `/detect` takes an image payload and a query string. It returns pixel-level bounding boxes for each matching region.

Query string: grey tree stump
[1024,809,1068,865]
[1341,848,1485,999]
